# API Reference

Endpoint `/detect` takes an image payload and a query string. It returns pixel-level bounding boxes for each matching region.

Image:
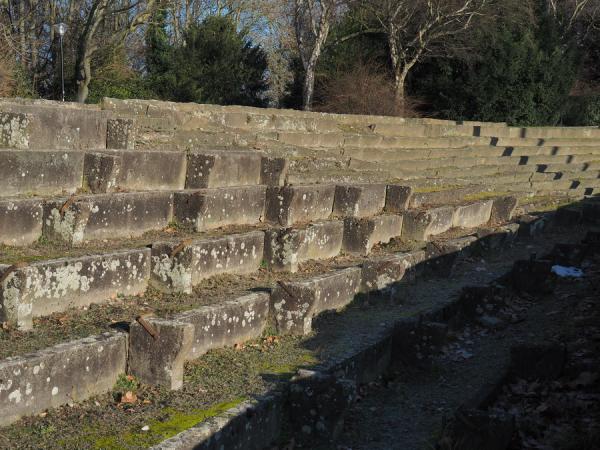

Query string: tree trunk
[393,71,407,116]
[302,57,317,111]
[74,0,108,103]
[18,0,27,68]
[301,19,330,111]
[76,51,92,103]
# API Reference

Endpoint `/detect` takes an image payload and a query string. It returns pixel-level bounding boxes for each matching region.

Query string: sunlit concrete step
[0,100,109,150]
[0,208,541,429]
[342,145,600,162]
[0,149,85,197]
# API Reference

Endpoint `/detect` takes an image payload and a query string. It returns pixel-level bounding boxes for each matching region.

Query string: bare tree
[1,0,159,102]
[74,0,158,103]
[366,0,488,112]
[546,0,600,36]
[293,0,339,110]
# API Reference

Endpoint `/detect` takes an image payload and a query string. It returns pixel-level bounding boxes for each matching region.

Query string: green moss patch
[91,401,244,449]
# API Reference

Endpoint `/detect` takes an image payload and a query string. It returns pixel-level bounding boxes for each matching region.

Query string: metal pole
[60,34,65,102]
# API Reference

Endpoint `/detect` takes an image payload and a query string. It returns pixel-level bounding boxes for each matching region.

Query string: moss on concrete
[90,400,245,449]
[463,191,510,202]
[414,185,462,194]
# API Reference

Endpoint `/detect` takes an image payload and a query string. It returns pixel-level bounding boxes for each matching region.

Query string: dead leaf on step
[120,391,137,404]
[55,315,70,325]
[234,342,245,350]
[264,335,280,346]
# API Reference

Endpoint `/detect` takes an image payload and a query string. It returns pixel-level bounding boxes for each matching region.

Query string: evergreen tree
[145,7,174,99]
[414,6,580,126]
[163,16,268,106]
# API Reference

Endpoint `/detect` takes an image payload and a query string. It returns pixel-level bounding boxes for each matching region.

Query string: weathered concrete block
[128,318,194,390]
[0,150,84,197]
[261,156,289,186]
[0,198,43,246]
[0,332,127,426]
[361,254,408,294]
[0,102,109,149]
[174,186,266,231]
[83,150,186,193]
[342,214,403,255]
[333,184,386,217]
[150,231,265,293]
[0,249,150,329]
[186,150,262,189]
[0,112,30,149]
[288,370,356,445]
[264,221,343,272]
[271,267,361,335]
[385,185,413,213]
[178,292,270,360]
[83,152,119,193]
[425,236,477,277]
[265,185,335,226]
[452,200,493,228]
[129,293,269,389]
[361,250,427,297]
[43,192,173,245]
[409,187,479,209]
[475,223,520,252]
[392,319,449,368]
[106,118,135,149]
[490,196,518,223]
[401,207,455,241]
[517,214,548,238]
[511,259,556,294]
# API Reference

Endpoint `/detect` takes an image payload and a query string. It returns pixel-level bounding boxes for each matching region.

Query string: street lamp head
[57,23,67,36]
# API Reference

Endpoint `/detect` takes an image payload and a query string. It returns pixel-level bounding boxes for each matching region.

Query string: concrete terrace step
[1,190,514,330]
[371,123,600,140]
[346,153,600,171]
[0,148,288,198]
[340,145,600,161]
[0,210,559,438]
[0,101,110,150]
[101,97,504,132]
[0,182,390,247]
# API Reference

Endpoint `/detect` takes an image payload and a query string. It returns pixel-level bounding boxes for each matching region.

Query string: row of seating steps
[0,98,598,449]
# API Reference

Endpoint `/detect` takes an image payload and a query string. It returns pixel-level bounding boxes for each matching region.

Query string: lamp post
[56,23,67,102]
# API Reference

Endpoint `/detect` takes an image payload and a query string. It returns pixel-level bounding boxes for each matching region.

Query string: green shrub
[560,95,600,126]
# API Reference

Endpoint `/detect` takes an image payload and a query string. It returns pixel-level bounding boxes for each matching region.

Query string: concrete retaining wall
[43,192,174,245]
[0,101,109,150]
[0,332,127,426]
[0,249,150,329]
[150,231,265,293]
[0,150,84,197]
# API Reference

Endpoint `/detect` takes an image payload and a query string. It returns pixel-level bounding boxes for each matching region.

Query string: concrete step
[343,145,600,161]
[0,148,289,199]
[0,149,85,197]
[0,101,109,150]
[493,137,600,147]
[1,187,516,329]
[347,153,600,171]
[0,208,561,432]
[507,126,600,140]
